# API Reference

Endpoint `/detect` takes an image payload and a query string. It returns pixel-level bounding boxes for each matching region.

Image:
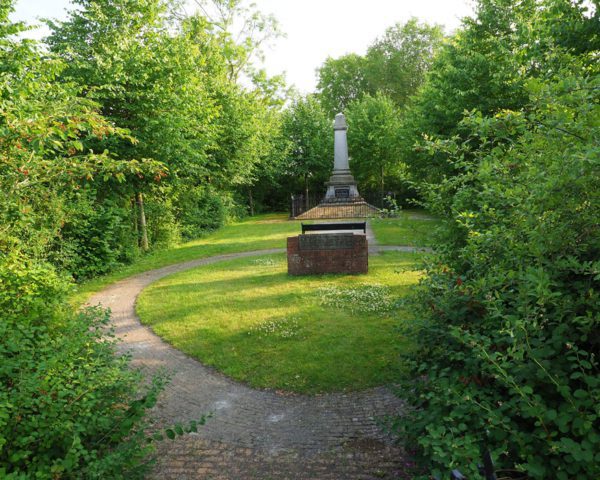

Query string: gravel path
[89,238,426,479]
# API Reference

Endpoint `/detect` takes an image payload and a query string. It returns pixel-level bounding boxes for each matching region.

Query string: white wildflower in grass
[249,317,301,339]
[317,284,395,313]
[251,258,277,267]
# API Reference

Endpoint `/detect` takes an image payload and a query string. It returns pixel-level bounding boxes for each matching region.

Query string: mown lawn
[370,209,441,246]
[72,213,300,305]
[136,251,423,394]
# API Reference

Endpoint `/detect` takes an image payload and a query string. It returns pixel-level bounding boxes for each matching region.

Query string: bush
[177,186,227,239]
[49,191,139,280]
[394,71,599,479]
[0,251,164,479]
[143,191,181,250]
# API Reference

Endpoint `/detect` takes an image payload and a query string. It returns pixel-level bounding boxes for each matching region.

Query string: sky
[13,0,476,93]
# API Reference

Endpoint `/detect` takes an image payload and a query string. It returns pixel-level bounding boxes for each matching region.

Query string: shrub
[0,251,164,479]
[49,191,139,280]
[394,70,600,479]
[177,186,227,239]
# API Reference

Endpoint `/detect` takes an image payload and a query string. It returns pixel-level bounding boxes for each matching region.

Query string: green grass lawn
[72,213,300,305]
[73,209,438,306]
[370,209,441,246]
[137,251,423,394]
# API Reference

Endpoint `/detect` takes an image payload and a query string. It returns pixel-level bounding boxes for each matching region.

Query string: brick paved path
[89,243,424,479]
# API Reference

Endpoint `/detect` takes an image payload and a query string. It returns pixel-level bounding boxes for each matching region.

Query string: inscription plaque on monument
[334,188,350,198]
[298,233,354,251]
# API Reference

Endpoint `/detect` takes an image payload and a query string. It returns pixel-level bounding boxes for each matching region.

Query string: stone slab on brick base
[287,233,368,275]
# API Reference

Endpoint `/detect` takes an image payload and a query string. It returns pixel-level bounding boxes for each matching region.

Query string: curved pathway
[89,244,427,479]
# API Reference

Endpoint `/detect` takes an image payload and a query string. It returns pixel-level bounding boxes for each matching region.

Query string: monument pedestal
[287,233,368,275]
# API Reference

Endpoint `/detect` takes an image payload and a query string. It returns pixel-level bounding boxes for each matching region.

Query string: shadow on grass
[136,252,422,393]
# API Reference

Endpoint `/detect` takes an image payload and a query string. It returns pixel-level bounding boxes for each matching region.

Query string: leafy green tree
[316,54,369,118]
[47,0,224,248]
[278,95,333,207]
[316,19,444,118]
[399,0,540,182]
[1,2,164,275]
[190,0,283,83]
[346,93,405,201]
[365,19,444,107]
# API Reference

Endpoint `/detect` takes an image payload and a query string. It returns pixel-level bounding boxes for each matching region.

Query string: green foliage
[0,251,165,479]
[400,0,599,184]
[365,19,444,107]
[276,95,333,200]
[50,192,140,279]
[177,186,228,239]
[316,18,444,117]
[316,53,369,117]
[0,1,163,269]
[346,93,412,202]
[46,0,285,253]
[394,38,600,480]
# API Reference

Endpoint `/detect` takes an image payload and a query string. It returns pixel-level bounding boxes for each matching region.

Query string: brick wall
[287,234,368,275]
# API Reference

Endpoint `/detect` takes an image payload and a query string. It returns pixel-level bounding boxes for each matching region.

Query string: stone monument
[295,113,378,219]
[324,113,360,201]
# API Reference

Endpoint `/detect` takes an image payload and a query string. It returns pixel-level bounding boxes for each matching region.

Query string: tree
[365,19,444,107]
[190,0,283,83]
[316,19,444,118]
[316,54,369,118]
[47,0,225,248]
[398,0,537,183]
[1,1,164,275]
[278,96,333,207]
[346,93,404,201]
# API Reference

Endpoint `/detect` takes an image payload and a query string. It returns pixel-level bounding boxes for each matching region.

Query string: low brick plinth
[287,233,368,275]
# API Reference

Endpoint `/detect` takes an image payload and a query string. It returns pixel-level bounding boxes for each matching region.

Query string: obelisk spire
[323,112,360,201]
[333,113,350,173]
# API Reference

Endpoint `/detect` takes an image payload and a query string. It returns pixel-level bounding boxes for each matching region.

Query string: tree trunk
[304,175,310,210]
[248,188,254,216]
[132,197,138,236]
[380,166,385,204]
[136,191,149,252]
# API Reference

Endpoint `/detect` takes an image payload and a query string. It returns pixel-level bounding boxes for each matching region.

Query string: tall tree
[316,53,368,118]
[279,95,333,206]
[316,19,444,117]
[365,19,444,107]
[1,1,163,275]
[399,0,537,183]
[346,93,404,201]
[47,0,223,248]
[190,0,283,83]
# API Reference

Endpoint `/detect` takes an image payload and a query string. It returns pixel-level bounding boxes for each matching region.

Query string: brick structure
[287,233,368,275]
